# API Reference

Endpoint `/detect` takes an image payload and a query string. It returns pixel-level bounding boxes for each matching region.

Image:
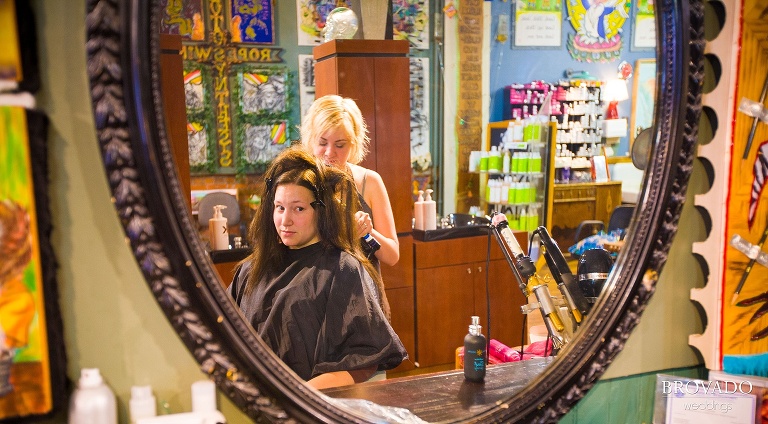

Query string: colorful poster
[296,0,353,45]
[566,0,629,62]
[393,0,430,50]
[230,0,276,44]
[159,0,206,41]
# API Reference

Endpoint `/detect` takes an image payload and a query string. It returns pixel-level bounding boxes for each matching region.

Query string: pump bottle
[209,205,229,250]
[423,189,437,231]
[414,190,425,231]
[463,316,487,382]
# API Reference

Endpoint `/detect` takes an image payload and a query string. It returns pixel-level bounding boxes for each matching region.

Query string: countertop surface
[322,356,553,422]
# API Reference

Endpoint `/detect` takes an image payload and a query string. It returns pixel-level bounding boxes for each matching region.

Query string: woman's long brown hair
[239,147,390,319]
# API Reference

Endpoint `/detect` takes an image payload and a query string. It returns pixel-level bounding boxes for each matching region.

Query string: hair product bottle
[463,316,486,382]
[209,204,228,250]
[414,190,425,231]
[130,385,157,423]
[423,189,437,231]
[69,368,117,424]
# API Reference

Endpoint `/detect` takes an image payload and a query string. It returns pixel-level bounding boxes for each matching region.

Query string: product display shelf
[504,80,606,185]
[478,122,556,233]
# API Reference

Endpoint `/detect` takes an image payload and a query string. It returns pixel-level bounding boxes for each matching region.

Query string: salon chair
[573,204,635,245]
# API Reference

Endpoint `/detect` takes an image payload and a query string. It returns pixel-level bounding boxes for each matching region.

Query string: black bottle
[464,316,486,382]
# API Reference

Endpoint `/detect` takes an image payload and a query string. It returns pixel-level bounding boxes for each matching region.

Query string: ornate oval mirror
[85,0,704,421]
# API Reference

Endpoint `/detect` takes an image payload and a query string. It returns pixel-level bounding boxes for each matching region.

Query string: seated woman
[229,147,406,389]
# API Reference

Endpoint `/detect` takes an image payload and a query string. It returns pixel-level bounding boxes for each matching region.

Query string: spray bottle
[209,205,229,250]
[463,316,487,382]
[68,368,117,424]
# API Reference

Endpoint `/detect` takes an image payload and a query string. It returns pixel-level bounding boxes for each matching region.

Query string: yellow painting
[0,107,52,418]
[0,0,22,82]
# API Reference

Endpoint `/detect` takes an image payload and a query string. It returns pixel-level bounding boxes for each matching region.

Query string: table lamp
[603,79,629,120]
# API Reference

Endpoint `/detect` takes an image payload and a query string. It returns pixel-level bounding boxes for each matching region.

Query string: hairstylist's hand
[354,211,373,238]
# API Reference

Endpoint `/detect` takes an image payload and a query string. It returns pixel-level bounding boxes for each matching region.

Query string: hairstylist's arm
[307,367,377,390]
[361,171,399,266]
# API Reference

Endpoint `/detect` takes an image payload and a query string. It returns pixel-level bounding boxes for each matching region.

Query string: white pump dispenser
[423,189,437,231]
[414,190,425,231]
[209,205,229,250]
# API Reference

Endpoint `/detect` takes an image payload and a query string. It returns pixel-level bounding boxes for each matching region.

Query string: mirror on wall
[160,0,654,380]
[85,0,703,421]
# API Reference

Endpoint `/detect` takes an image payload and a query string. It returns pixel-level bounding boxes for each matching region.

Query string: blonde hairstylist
[300,95,399,269]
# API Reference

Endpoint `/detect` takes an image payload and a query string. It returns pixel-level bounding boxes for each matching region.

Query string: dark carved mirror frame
[84,0,704,421]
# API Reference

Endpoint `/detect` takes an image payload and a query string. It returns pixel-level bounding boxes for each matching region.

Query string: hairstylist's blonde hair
[300,95,369,164]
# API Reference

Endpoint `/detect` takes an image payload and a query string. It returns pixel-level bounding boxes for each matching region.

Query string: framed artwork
[297,54,316,123]
[232,65,293,174]
[0,1,22,88]
[630,59,657,148]
[565,0,629,62]
[230,0,276,44]
[182,64,217,174]
[512,0,562,48]
[0,107,66,420]
[591,155,609,183]
[631,0,656,51]
[295,0,353,46]
[158,0,206,41]
[410,57,431,172]
[393,0,430,50]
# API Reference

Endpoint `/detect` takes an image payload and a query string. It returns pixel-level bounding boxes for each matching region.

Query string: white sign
[633,15,656,48]
[515,12,561,47]
[663,379,757,424]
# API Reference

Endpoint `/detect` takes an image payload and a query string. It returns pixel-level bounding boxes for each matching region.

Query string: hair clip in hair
[310,200,326,208]
[265,177,274,193]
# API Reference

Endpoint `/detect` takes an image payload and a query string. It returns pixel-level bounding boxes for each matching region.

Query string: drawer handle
[467,268,472,274]
[477,266,483,273]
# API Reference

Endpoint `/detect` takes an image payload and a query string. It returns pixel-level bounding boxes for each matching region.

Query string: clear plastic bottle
[69,368,117,424]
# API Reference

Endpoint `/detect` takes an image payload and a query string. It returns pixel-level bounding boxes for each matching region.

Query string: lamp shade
[603,79,629,102]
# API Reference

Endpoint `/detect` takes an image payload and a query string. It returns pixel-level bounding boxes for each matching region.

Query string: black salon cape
[229,242,407,381]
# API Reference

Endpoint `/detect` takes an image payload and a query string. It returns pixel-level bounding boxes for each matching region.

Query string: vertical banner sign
[455,1,483,212]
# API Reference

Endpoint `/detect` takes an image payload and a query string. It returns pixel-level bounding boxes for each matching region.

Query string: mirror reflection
[156,0,656,403]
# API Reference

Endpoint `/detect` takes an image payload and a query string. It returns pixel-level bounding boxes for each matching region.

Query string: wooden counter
[323,356,553,423]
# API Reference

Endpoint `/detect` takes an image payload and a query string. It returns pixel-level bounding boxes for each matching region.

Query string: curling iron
[489,212,569,350]
[532,226,590,325]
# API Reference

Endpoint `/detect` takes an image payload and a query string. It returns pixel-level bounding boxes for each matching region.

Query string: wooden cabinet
[159,34,191,212]
[313,40,412,233]
[412,232,529,371]
[550,181,622,249]
[314,40,415,373]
